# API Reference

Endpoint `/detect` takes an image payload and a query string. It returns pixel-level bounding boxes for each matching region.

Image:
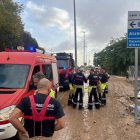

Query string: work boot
[68,99,72,106]
[68,95,72,106]
[88,105,92,110]
[103,101,106,105]
[73,104,77,109]
[79,105,83,110]
[95,103,100,109]
[101,99,106,106]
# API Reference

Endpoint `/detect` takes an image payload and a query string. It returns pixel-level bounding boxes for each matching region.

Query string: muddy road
[52,76,140,140]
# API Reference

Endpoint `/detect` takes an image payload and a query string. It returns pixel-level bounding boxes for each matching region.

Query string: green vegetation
[94,35,137,75]
[0,0,38,51]
[20,31,39,50]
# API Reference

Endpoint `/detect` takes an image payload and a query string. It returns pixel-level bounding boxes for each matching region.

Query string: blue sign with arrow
[127,11,140,48]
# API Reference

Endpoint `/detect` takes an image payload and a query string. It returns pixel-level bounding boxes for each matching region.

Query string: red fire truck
[55,53,74,90]
[0,48,59,139]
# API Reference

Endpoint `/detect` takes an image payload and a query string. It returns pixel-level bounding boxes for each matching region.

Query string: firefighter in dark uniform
[72,68,87,109]
[68,69,75,106]
[98,68,109,105]
[9,78,65,139]
[87,69,101,110]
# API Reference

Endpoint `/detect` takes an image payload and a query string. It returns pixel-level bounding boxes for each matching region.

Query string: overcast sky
[14,0,140,66]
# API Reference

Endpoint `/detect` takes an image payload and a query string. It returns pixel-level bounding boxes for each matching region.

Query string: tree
[0,0,23,51]
[19,31,39,49]
[0,0,42,53]
[18,31,45,53]
[94,36,135,75]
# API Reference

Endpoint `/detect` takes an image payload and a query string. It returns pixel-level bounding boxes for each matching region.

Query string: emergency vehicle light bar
[4,46,45,54]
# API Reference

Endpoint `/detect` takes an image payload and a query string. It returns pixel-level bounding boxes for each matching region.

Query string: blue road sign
[127,11,140,48]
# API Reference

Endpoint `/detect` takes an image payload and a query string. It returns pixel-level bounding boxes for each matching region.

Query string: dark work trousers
[88,88,100,109]
[73,88,83,109]
[68,93,74,106]
[104,86,108,94]
[101,89,106,105]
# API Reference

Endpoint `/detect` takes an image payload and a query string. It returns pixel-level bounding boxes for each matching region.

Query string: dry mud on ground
[53,76,140,140]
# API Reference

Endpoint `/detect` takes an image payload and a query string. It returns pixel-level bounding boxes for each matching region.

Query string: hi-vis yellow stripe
[88,86,93,93]
[69,84,75,91]
[100,83,107,90]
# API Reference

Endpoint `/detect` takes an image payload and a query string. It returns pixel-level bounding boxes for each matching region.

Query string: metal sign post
[127,11,140,122]
[73,0,77,68]
[134,48,138,122]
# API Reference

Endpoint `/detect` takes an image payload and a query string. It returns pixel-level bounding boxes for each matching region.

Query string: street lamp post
[73,0,77,68]
[82,31,86,66]
[86,44,87,65]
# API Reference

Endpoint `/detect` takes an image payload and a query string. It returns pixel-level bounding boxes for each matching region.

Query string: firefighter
[9,78,65,139]
[87,69,101,110]
[68,69,75,106]
[72,68,87,109]
[31,72,56,98]
[98,68,109,105]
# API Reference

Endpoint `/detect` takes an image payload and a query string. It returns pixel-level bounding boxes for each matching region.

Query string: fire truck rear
[56,53,74,90]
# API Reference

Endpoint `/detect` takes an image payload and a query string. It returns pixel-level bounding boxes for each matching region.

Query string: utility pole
[82,31,86,66]
[86,44,87,65]
[73,0,77,68]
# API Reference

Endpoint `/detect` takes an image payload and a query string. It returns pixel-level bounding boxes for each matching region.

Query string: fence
[128,66,140,81]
